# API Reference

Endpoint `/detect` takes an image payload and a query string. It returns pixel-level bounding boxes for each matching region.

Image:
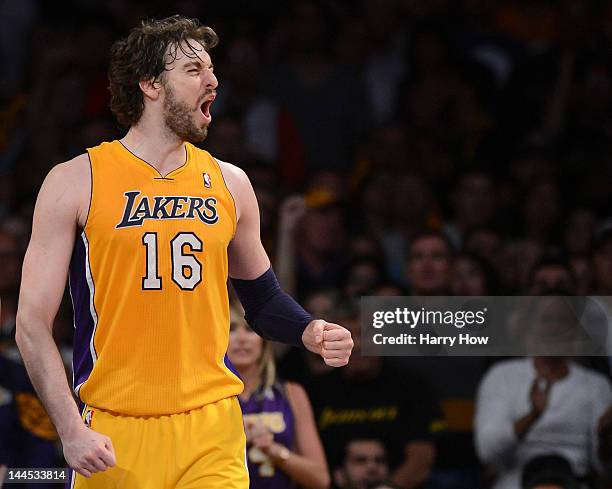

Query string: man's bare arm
[17,160,84,437]
[221,162,271,280]
[15,155,115,476]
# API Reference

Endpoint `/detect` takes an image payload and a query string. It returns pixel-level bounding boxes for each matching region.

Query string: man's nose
[205,71,218,90]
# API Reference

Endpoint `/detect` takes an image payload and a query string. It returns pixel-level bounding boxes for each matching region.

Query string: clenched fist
[302,319,353,367]
[62,424,116,478]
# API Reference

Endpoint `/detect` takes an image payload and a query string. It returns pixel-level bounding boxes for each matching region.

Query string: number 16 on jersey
[142,232,203,291]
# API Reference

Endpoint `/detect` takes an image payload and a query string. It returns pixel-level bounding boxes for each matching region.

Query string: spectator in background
[307,302,440,489]
[521,258,609,377]
[405,231,454,295]
[295,190,349,300]
[227,304,330,489]
[475,350,612,489]
[333,438,400,489]
[275,188,350,301]
[475,253,612,489]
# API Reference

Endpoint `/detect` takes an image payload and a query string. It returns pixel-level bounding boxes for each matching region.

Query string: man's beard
[162,82,209,143]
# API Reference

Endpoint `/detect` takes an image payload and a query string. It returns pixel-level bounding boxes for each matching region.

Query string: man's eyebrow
[183,60,213,70]
[184,60,203,69]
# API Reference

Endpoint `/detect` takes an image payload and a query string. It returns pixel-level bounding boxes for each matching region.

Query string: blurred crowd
[1,0,612,488]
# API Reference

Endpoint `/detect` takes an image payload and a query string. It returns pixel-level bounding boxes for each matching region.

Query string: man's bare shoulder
[215,158,249,187]
[214,159,253,223]
[48,153,91,185]
[40,153,91,227]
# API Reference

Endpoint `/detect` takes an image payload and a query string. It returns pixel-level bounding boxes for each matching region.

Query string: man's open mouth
[200,96,215,118]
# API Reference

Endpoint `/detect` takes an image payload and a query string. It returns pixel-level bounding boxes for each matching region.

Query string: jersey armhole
[80,150,94,234]
[213,157,238,240]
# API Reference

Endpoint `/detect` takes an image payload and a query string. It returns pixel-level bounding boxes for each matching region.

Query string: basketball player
[15,16,353,488]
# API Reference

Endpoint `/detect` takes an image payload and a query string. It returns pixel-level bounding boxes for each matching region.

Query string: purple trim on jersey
[224,353,242,380]
[66,467,74,489]
[69,234,96,398]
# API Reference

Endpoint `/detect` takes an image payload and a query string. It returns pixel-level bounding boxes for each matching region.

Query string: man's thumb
[314,321,325,344]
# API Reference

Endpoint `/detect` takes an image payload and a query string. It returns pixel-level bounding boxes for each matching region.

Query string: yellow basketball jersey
[69,140,243,416]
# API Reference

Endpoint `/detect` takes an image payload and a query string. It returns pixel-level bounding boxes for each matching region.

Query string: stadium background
[1,0,612,488]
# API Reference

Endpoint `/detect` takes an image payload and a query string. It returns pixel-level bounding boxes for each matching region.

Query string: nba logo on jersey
[203,172,212,188]
[84,408,94,427]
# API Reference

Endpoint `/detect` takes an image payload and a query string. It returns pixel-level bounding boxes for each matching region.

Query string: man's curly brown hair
[109,15,218,127]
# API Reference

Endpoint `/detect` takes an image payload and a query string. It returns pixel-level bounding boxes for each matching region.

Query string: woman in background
[227,304,330,489]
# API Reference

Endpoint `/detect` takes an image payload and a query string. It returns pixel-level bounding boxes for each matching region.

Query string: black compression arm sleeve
[230,267,313,348]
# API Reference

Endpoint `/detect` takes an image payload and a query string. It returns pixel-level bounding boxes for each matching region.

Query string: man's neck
[121,124,187,177]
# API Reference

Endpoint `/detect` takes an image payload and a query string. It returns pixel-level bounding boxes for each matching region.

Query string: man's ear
[333,467,346,488]
[139,77,162,101]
